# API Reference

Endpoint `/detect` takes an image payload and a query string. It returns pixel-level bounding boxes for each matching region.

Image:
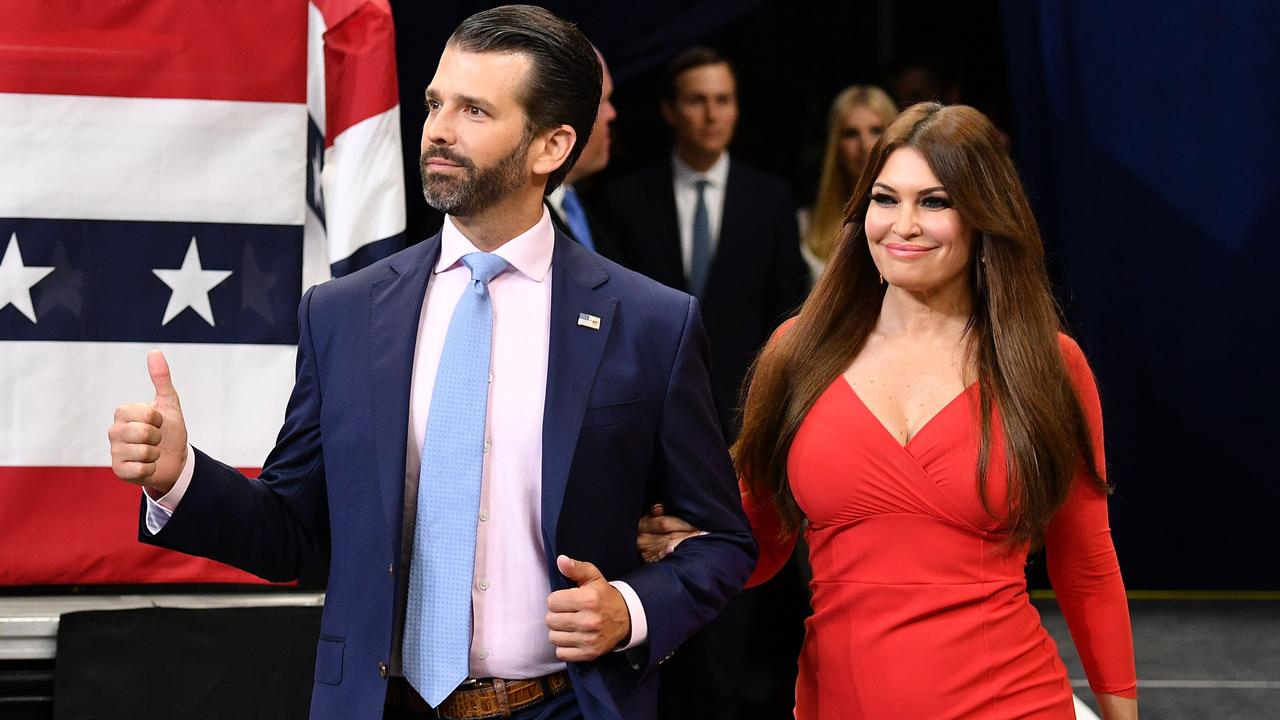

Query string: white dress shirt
[546,184,569,220]
[671,151,730,278]
[145,208,646,681]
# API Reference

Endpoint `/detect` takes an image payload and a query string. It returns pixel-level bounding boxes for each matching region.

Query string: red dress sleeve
[742,479,799,587]
[1044,335,1138,698]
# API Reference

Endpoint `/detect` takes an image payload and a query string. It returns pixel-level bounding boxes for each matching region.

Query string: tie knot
[461,252,510,285]
[695,178,711,193]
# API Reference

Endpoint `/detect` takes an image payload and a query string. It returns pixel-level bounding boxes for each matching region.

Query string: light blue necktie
[689,179,712,297]
[404,252,509,707]
[559,186,597,252]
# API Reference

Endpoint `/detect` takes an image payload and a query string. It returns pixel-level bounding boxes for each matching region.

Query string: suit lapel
[652,164,688,291]
[540,231,616,561]
[540,231,624,720]
[703,158,742,301]
[369,235,439,543]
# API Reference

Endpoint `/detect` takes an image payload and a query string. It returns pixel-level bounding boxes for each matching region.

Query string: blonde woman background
[799,85,898,280]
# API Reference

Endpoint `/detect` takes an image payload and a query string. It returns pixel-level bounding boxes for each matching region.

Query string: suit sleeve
[137,286,330,583]
[1044,336,1137,698]
[618,296,758,673]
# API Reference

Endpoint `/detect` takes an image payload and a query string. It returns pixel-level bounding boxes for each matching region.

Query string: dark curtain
[1002,1,1280,589]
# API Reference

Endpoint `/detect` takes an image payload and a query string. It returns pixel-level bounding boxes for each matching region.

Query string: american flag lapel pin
[577,312,602,330]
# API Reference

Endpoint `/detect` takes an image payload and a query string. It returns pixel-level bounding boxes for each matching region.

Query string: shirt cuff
[608,580,648,651]
[143,445,195,534]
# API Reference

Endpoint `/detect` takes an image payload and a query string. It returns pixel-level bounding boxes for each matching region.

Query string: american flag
[0,0,405,585]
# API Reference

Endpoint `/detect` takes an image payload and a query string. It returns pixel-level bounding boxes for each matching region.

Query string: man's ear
[660,100,676,128]
[530,125,576,178]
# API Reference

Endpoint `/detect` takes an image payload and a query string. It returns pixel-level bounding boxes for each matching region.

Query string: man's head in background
[565,46,616,185]
[661,47,738,171]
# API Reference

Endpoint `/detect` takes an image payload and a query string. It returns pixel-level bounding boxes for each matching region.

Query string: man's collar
[672,150,730,188]
[547,184,568,208]
[437,207,554,282]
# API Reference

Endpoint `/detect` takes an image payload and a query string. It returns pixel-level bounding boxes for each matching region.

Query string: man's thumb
[557,554,602,586]
[147,350,181,409]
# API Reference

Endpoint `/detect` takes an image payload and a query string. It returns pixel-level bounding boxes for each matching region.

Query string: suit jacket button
[388,563,394,576]
[378,661,388,678]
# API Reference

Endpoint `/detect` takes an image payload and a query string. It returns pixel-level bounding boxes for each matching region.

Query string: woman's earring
[878,273,885,285]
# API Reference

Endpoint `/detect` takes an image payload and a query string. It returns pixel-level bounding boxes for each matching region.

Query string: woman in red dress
[642,103,1137,719]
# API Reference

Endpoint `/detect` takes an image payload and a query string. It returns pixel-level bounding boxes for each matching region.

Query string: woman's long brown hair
[732,103,1106,548]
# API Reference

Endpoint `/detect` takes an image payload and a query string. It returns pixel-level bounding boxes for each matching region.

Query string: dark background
[389,0,1280,590]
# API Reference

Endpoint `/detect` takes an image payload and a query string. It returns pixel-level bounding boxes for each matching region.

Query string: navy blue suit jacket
[140,229,756,720]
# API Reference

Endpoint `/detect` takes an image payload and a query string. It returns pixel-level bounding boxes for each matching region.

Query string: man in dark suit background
[546,46,623,262]
[599,47,811,720]
[600,47,810,440]
[107,8,754,720]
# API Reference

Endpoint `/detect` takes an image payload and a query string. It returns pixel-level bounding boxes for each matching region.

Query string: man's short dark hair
[663,46,735,103]
[449,5,601,195]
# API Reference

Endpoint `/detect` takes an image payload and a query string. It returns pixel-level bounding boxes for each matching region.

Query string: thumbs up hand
[107,350,189,497]
[545,554,632,661]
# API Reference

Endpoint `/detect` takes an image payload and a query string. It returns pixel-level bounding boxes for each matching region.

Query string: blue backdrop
[1002,1,1280,588]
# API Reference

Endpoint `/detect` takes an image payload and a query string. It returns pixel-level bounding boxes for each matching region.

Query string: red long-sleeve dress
[745,335,1137,719]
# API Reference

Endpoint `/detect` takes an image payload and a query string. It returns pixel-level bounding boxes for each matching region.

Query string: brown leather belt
[386,671,571,719]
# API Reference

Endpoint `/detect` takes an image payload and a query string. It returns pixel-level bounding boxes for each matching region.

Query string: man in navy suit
[600,47,810,440]
[107,7,754,720]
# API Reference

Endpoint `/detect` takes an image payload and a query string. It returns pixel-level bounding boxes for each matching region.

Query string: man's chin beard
[422,175,474,216]
[420,143,528,217]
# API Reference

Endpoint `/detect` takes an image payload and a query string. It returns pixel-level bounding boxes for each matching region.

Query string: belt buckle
[441,677,506,720]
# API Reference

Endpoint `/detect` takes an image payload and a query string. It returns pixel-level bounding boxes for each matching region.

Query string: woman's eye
[870,193,896,207]
[921,196,953,210]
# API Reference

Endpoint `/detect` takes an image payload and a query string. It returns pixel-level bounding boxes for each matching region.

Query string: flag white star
[153,237,232,326]
[0,232,55,324]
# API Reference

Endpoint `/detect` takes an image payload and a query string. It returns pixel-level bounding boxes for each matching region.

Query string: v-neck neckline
[839,377,979,451]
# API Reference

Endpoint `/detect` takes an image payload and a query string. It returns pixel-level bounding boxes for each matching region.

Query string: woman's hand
[636,503,703,562]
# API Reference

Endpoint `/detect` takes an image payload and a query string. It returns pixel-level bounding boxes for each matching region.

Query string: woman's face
[864,147,974,293]
[838,105,886,179]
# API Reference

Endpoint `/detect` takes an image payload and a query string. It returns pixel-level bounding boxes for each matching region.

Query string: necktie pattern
[689,179,712,297]
[559,186,597,252]
[404,252,509,706]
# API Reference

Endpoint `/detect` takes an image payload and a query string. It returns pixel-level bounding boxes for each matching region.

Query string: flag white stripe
[321,105,406,264]
[0,93,306,226]
[3,341,295,467]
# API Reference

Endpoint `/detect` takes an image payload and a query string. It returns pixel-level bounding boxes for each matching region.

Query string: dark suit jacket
[600,159,810,437]
[140,230,756,720]
[547,191,623,263]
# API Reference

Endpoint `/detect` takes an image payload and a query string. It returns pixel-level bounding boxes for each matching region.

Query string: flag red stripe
[0,467,285,586]
[315,0,400,144]
[0,1,307,103]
